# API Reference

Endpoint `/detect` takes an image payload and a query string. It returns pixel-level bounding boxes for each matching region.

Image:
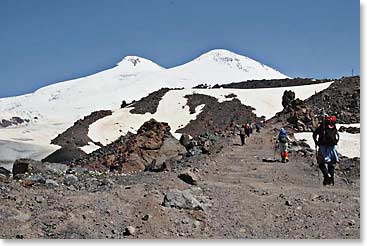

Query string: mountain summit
[117,56,165,73]
[0,49,289,129]
[169,49,287,82]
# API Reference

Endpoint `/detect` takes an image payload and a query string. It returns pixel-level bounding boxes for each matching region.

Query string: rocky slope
[0,121,359,239]
[75,119,186,174]
[305,76,360,124]
[176,94,261,137]
[213,77,332,89]
[272,76,360,132]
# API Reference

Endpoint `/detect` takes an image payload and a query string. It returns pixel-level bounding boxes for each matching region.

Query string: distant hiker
[276,127,291,163]
[313,115,339,186]
[238,124,247,146]
[245,123,251,138]
[255,123,261,133]
[249,123,254,135]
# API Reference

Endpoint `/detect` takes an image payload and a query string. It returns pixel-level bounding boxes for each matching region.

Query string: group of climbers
[275,114,339,185]
[237,121,263,146]
[236,113,340,186]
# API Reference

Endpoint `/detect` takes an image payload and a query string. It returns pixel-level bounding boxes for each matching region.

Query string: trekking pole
[273,141,277,159]
[316,145,321,184]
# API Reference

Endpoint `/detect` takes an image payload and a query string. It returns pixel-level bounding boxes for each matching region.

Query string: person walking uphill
[238,124,247,146]
[277,128,291,163]
[313,115,339,186]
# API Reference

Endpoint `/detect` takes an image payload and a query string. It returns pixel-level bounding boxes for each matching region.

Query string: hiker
[313,115,339,186]
[249,122,254,135]
[276,127,291,163]
[238,123,247,146]
[245,123,251,138]
[255,123,261,133]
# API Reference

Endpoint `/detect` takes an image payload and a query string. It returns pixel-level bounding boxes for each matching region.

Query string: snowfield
[0,49,291,162]
[86,82,333,148]
[294,124,360,158]
[87,89,205,147]
[0,48,352,164]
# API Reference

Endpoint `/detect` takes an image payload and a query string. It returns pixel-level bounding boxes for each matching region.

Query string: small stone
[142,214,151,221]
[123,226,136,236]
[45,179,58,187]
[181,218,190,224]
[22,174,46,187]
[67,185,77,191]
[178,170,199,185]
[348,219,356,226]
[162,189,203,210]
[64,174,78,186]
[35,195,45,203]
[285,200,293,206]
[193,220,200,228]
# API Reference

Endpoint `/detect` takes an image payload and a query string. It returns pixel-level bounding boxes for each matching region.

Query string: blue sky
[0,0,359,98]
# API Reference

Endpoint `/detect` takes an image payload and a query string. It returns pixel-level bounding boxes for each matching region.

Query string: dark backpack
[279,135,287,143]
[323,126,338,146]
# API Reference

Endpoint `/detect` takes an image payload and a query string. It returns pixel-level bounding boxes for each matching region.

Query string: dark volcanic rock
[129,88,171,114]
[219,77,332,89]
[178,170,199,185]
[0,167,11,177]
[0,116,29,128]
[275,90,316,132]
[305,76,360,124]
[51,110,112,148]
[176,94,260,137]
[179,134,191,150]
[42,147,87,164]
[75,119,186,174]
[282,90,295,108]
[338,126,360,134]
[12,159,32,176]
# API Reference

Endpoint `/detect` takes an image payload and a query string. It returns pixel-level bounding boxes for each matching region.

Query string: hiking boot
[281,158,286,163]
[330,174,335,186]
[323,177,329,186]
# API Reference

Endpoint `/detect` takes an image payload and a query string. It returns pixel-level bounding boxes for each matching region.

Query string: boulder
[22,174,46,187]
[42,147,87,164]
[12,159,32,176]
[162,189,203,210]
[76,119,186,174]
[179,134,191,149]
[64,174,79,186]
[123,226,136,236]
[0,167,11,177]
[282,90,295,109]
[178,170,199,185]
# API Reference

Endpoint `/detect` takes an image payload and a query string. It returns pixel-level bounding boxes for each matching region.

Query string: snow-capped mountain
[0,49,288,124]
[0,49,292,163]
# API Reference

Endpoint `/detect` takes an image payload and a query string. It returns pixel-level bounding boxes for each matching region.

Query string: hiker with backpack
[238,123,247,146]
[276,127,291,163]
[245,123,251,138]
[255,123,261,133]
[313,115,339,186]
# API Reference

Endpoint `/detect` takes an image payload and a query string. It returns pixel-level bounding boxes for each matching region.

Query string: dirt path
[197,128,360,238]
[0,127,359,239]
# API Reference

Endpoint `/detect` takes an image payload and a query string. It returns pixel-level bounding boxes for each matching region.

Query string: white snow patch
[0,140,60,162]
[80,142,101,154]
[191,82,333,119]
[88,89,204,146]
[294,124,360,158]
